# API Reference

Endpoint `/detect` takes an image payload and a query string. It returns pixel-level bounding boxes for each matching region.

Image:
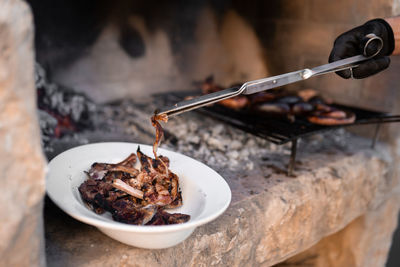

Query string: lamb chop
[78,147,189,226]
[87,152,137,180]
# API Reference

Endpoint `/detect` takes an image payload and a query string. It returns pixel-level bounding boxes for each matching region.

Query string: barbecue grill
[158,91,400,176]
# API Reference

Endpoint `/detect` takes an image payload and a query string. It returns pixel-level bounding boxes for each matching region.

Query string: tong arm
[241,70,309,95]
[157,87,242,117]
[308,55,368,77]
[156,34,384,117]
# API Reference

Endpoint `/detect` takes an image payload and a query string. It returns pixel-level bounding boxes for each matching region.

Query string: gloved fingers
[334,69,352,79]
[329,34,361,63]
[328,19,394,79]
[334,56,390,79]
[351,56,391,79]
[329,35,360,78]
[363,19,395,56]
[329,42,358,63]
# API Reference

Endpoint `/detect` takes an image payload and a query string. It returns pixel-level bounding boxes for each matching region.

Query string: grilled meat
[87,153,137,180]
[201,76,249,109]
[151,113,168,159]
[200,76,356,124]
[146,209,190,225]
[256,102,290,115]
[111,200,158,225]
[219,97,249,110]
[112,178,144,199]
[307,109,356,125]
[78,148,190,226]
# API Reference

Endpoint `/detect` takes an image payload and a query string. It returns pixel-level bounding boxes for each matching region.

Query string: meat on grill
[200,76,356,125]
[307,108,356,125]
[201,76,249,109]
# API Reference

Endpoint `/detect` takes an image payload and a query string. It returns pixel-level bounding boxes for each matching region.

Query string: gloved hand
[329,18,395,79]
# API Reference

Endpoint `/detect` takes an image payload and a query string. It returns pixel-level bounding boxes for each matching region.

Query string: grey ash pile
[161,113,292,171]
[35,63,97,150]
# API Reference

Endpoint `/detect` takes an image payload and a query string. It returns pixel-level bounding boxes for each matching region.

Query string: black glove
[329,18,395,79]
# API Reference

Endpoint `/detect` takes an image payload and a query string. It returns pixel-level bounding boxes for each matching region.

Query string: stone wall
[0,0,46,266]
[274,194,400,267]
[40,0,400,114]
[251,0,398,111]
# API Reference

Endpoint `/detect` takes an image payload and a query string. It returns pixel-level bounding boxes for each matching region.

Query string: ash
[35,63,97,152]
[35,63,97,124]
[161,112,291,172]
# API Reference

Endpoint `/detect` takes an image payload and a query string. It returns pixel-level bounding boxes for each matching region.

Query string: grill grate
[158,91,400,175]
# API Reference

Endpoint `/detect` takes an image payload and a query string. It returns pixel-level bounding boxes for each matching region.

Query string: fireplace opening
[30,1,400,264]
[2,0,400,266]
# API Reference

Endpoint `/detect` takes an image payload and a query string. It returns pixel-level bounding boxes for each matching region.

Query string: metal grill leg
[371,124,381,149]
[288,139,298,176]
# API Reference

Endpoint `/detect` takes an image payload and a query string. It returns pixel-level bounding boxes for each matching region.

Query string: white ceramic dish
[46,142,231,249]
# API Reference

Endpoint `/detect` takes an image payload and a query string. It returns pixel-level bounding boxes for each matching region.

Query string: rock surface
[0,1,46,266]
[45,125,400,266]
[276,194,400,267]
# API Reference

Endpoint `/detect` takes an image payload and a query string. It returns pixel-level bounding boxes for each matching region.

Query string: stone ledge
[275,194,400,267]
[45,134,399,267]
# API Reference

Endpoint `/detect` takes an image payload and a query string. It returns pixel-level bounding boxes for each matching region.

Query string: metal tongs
[157,34,383,117]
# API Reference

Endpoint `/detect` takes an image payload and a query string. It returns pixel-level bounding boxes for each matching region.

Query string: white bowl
[46,142,231,249]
